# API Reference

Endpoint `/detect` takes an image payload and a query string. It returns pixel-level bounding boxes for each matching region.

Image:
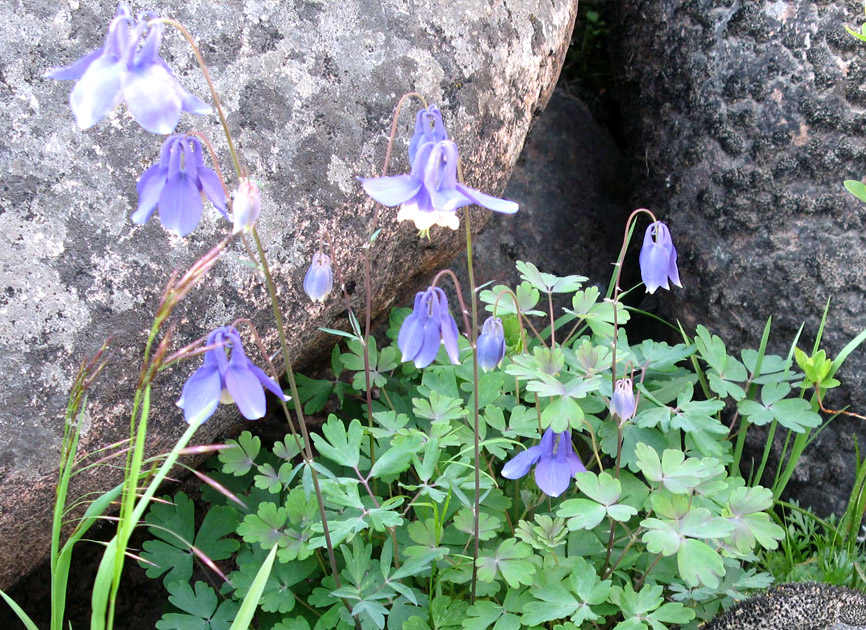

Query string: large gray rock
[613,0,866,514]
[0,0,578,588]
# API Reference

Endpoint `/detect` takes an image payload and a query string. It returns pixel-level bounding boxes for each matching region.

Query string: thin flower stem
[608,208,657,485]
[380,93,429,177]
[355,466,402,569]
[430,268,473,337]
[547,291,556,346]
[249,227,359,627]
[158,18,242,179]
[609,208,657,386]
[232,317,305,457]
[634,552,663,590]
[463,208,482,604]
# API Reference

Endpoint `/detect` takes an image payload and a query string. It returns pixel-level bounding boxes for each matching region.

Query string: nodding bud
[477,316,506,372]
[610,377,636,421]
[232,179,261,234]
[303,252,333,302]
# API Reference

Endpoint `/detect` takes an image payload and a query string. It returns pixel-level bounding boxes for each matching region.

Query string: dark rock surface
[613,0,866,515]
[0,0,578,588]
[455,87,632,295]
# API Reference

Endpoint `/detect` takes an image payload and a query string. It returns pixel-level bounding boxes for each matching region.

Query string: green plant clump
[140,254,866,629]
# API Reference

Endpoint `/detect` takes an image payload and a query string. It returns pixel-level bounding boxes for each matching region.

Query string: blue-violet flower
[177,326,288,424]
[359,106,518,232]
[477,316,505,372]
[610,377,636,421]
[501,428,585,497]
[133,135,227,236]
[303,252,333,302]
[398,286,461,368]
[47,5,211,134]
[638,221,682,294]
[232,179,261,234]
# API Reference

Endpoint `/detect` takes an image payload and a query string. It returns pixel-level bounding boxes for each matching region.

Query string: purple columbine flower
[232,179,261,234]
[177,326,288,424]
[358,106,518,232]
[132,135,227,236]
[303,252,333,302]
[501,428,586,498]
[638,221,682,294]
[398,286,461,368]
[610,377,636,421]
[47,5,211,134]
[477,316,505,372]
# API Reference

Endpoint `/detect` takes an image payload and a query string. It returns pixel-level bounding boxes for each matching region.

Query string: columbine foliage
[131,256,852,629]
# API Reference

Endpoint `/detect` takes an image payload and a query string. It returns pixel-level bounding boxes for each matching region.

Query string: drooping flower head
[177,326,288,425]
[477,316,505,372]
[232,179,261,234]
[359,105,518,232]
[303,252,333,302]
[47,5,211,134]
[638,221,682,294]
[133,135,227,236]
[610,377,636,422]
[398,286,461,368]
[501,428,586,498]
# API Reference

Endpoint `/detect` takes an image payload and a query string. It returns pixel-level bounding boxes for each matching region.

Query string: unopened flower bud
[232,179,261,234]
[476,316,505,372]
[610,377,636,421]
[303,252,333,302]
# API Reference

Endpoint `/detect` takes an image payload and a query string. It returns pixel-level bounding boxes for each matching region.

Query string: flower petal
[397,201,459,231]
[158,173,202,237]
[398,292,427,362]
[429,187,471,213]
[177,364,221,425]
[668,245,682,288]
[132,164,167,224]
[501,444,543,479]
[246,363,289,400]
[534,454,573,497]
[46,48,104,80]
[642,244,670,294]
[358,174,421,207]
[225,364,267,419]
[180,88,213,116]
[455,184,519,214]
[198,168,227,216]
[123,62,183,134]
[433,288,461,364]
[414,316,443,368]
[69,56,125,129]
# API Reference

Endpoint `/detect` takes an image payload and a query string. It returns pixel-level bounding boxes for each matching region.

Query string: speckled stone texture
[0,0,578,588]
[613,0,866,514]
[703,582,866,629]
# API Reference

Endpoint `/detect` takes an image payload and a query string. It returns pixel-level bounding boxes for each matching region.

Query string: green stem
[731,418,752,479]
[160,18,242,178]
[250,228,358,626]
[464,209,481,604]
